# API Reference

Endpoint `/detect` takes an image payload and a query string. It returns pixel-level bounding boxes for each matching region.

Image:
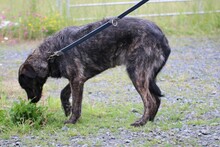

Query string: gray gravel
[0,36,220,146]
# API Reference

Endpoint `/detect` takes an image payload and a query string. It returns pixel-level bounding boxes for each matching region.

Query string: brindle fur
[18,17,171,126]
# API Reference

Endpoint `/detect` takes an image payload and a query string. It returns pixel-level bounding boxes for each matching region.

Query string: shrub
[9,99,48,128]
[20,12,64,39]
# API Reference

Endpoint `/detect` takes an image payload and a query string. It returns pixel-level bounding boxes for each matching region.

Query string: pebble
[110,136,116,140]
[214,136,220,140]
[211,91,217,95]
[62,126,69,131]
[15,141,21,146]
[198,132,202,136]
[202,141,208,146]
[200,129,210,135]
[125,139,131,144]
[106,132,110,136]
[131,108,139,113]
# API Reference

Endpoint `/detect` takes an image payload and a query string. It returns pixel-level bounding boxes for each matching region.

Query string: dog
[18,17,171,126]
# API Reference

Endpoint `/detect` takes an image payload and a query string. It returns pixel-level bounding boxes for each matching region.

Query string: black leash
[48,0,149,61]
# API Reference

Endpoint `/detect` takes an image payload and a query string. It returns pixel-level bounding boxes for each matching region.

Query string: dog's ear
[19,64,37,78]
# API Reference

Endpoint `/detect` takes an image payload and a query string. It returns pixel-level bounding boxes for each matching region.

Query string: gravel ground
[0,36,220,146]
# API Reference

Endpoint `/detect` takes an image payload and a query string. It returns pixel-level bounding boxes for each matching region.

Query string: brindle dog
[18,17,170,126]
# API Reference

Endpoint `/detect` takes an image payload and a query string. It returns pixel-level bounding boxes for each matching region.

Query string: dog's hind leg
[127,66,158,127]
[126,47,166,126]
[148,80,162,121]
[60,84,71,116]
[65,80,84,124]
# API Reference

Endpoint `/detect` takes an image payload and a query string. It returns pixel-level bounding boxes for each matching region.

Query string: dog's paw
[64,119,77,124]
[130,119,147,127]
[64,114,80,124]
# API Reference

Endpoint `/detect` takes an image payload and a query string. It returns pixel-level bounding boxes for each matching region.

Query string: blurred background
[0,0,219,41]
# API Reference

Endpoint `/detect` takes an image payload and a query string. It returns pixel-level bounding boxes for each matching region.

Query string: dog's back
[45,17,170,77]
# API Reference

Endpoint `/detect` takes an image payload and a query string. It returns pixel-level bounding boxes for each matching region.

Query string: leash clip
[48,51,64,61]
[110,18,119,27]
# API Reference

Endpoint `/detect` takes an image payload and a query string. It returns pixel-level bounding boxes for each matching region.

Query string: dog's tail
[149,80,163,97]
[148,36,170,98]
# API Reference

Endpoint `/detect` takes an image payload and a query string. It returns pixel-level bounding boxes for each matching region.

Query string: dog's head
[18,64,47,103]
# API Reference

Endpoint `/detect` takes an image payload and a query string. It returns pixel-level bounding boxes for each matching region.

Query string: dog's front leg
[64,80,84,124]
[60,84,71,116]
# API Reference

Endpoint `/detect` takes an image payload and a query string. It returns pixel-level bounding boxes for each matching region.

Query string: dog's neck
[27,49,49,79]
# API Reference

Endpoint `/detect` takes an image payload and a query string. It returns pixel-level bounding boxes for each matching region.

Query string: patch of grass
[1,96,212,135]
[9,99,49,129]
[0,96,185,138]
[64,102,139,135]
[187,118,216,126]
[142,138,162,146]
[0,109,10,132]
[0,88,219,145]
[0,108,14,139]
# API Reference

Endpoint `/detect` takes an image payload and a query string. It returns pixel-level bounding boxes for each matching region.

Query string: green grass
[0,98,135,138]
[0,94,219,145]
[9,99,49,129]
[0,0,220,40]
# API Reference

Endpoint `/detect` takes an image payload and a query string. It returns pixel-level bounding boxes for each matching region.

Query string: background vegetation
[0,0,220,40]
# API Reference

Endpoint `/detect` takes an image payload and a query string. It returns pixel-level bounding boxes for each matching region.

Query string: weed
[9,99,49,129]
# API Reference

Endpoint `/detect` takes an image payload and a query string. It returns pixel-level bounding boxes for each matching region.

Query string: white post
[66,0,70,17]
[57,0,62,15]
[198,0,203,12]
[133,0,138,14]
